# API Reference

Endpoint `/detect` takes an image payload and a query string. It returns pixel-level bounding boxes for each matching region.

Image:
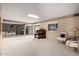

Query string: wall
[0,5,1,34]
[0,4,1,32]
[39,16,79,40]
[0,17,1,32]
[0,16,1,55]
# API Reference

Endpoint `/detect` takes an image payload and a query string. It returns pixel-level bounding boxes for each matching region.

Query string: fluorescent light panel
[28,14,39,19]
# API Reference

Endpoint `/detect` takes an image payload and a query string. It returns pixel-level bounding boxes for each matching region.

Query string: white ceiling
[0,3,79,23]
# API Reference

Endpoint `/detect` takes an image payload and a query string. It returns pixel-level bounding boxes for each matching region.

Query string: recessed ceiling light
[28,14,39,19]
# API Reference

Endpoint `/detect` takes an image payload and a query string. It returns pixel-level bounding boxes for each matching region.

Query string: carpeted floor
[1,35,79,56]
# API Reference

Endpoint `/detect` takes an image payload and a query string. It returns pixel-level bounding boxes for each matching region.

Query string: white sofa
[66,40,78,48]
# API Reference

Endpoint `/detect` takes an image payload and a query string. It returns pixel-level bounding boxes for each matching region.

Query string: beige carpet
[1,35,79,56]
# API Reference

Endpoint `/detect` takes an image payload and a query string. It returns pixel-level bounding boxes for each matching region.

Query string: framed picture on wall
[48,23,58,31]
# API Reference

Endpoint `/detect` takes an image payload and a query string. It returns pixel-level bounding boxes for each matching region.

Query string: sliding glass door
[26,26,33,34]
[2,23,25,37]
[16,25,24,35]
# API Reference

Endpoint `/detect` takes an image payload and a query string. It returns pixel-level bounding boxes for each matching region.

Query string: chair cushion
[57,37,66,41]
[66,40,78,48]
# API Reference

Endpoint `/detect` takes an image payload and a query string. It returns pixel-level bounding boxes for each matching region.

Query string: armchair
[57,32,67,42]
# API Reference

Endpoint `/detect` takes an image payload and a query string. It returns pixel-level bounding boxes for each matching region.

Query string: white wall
[0,4,2,16]
[39,16,79,40]
[0,3,2,55]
